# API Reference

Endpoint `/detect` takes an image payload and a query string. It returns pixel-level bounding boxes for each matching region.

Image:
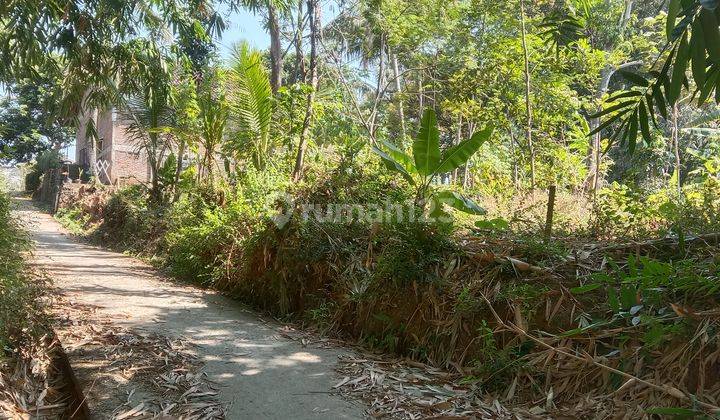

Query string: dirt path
[14,198,366,419]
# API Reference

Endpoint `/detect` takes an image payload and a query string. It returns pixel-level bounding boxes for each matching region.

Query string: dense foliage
[55,161,720,414]
[0,71,75,163]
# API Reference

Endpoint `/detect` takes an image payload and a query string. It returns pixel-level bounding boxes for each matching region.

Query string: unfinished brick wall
[75,110,93,167]
[75,107,151,185]
[95,110,114,184]
[113,148,150,184]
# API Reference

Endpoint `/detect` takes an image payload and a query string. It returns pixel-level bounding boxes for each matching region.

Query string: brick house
[76,109,151,185]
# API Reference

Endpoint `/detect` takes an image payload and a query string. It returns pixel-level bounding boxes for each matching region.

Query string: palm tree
[324,0,405,139]
[232,0,293,93]
[226,42,274,170]
[324,0,384,68]
[166,70,201,202]
[119,43,174,203]
[197,71,229,184]
[122,94,174,203]
[291,0,320,181]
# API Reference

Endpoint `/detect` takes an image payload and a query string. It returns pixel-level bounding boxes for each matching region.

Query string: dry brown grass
[223,224,720,416]
[56,185,720,416]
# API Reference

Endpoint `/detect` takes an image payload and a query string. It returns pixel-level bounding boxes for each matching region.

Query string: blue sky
[216,2,340,61]
[216,6,270,59]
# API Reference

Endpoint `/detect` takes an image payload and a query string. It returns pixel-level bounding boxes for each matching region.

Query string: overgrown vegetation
[55,155,720,414]
[5,0,720,416]
[23,150,63,194]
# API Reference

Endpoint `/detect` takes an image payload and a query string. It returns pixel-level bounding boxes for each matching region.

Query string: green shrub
[24,150,63,192]
[297,149,413,207]
[165,193,241,283]
[54,206,90,235]
[373,220,457,286]
[24,170,42,192]
[680,177,720,233]
[165,167,290,284]
[96,185,164,253]
[594,183,660,239]
[595,178,720,240]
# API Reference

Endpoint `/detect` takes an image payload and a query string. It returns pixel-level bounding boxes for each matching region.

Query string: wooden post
[544,185,556,237]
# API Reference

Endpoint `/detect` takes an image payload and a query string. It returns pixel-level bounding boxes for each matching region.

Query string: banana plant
[372,108,493,218]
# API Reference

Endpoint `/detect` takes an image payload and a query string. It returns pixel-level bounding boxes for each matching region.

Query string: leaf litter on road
[51,291,225,419]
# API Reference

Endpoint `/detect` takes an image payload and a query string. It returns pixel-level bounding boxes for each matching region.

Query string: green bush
[54,206,90,235]
[24,170,42,192]
[96,185,163,253]
[23,150,62,193]
[164,167,291,284]
[298,149,413,207]
[165,191,245,284]
[373,220,457,286]
[594,183,659,239]
[681,177,720,233]
[595,178,720,240]
[161,156,415,289]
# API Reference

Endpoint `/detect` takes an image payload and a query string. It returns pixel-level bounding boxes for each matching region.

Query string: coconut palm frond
[120,93,174,154]
[226,41,274,169]
[324,12,382,66]
[196,77,228,178]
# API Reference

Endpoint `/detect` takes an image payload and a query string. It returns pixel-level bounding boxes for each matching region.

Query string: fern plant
[372,109,493,218]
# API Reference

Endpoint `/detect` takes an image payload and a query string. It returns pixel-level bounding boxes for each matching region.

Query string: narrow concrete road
[14,198,366,419]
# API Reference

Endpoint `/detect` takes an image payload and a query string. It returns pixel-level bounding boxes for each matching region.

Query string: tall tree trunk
[172,138,186,203]
[463,120,476,189]
[148,132,162,203]
[391,51,406,141]
[292,0,320,181]
[671,103,682,197]
[508,126,519,188]
[545,185,557,237]
[620,0,634,33]
[588,66,613,196]
[418,77,424,112]
[369,34,386,137]
[88,109,98,180]
[520,0,536,190]
[268,2,283,94]
[590,121,601,195]
[586,0,636,197]
[294,0,306,83]
[453,115,462,183]
[204,147,214,189]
